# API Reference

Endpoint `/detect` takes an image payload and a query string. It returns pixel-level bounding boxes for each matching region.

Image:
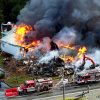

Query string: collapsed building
[0,23,21,56]
[0,22,100,85]
[0,0,100,83]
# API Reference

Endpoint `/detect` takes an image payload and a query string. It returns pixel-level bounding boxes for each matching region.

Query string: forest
[0,0,28,24]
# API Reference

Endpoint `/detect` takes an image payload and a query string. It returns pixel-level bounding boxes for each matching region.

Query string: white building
[0,23,21,58]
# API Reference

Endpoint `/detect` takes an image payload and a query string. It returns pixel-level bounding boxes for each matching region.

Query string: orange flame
[15,23,88,60]
[78,46,87,54]
[60,55,74,63]
[77,46,87,58]
[15,23,33,45]
[66,56,74,63]
[63,44,75,50]
[60,46,87,63]
[15,23,40,50]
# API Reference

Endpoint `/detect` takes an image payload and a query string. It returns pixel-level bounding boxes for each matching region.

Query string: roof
[1,41,21,57]
[1,27,17,45]
[0,27,22,57]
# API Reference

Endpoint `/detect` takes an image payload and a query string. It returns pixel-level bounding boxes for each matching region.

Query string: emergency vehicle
[5,78,53,97]
[75,54,100,84]
[75,67,100,84]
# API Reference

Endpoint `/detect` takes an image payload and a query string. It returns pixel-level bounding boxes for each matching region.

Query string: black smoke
[17,0,100,47]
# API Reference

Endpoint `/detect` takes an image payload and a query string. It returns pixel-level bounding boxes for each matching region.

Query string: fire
[15,23,40,50]
[15,23,32,45]
[60,46,87,63]
[24,40,40,50]
[56,40,75,50]
[60,55,66,62]
[66,56,74,63]
[55,40,75,50]
[78,46,87,54]
[63,44,75,50]
[14,23,88,60]
[60,55,74,63]
[77,46,87,58]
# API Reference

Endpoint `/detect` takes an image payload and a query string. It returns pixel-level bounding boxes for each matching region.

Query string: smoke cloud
[53,27,77,45]
[16,0,100,65]
[74,49,100,70]
[17,0,100,47]
[39,50,59,64]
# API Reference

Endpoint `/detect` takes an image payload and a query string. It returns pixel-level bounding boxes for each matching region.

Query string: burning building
[0,0,100,67]
[0,24,21,56]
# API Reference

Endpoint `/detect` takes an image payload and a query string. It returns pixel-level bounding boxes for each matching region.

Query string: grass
[5,74,33,87]
[5,75,61,87]
[0,56,4,67]
[0,53,60,87]
[0,31,4,67]
[52,76,60,80]
[0,51,33,87]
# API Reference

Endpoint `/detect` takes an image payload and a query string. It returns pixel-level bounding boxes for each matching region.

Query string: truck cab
[18,80,36,94]
[75,69,100,84]
[5,78,53,97]
[18,78,53,94]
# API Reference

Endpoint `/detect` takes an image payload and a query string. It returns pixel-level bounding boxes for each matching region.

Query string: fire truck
[75,67,100,84]
[5,78,53,97]
[75,55,100,84]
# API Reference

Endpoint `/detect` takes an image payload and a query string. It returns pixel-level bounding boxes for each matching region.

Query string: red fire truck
[75,55,100,84]
[5,78,53,97]
[75,67,100,84]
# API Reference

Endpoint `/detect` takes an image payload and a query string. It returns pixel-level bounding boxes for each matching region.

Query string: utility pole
[62,67,65,100]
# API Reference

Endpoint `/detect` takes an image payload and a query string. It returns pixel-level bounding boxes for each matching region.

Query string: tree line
[0,0,28,24]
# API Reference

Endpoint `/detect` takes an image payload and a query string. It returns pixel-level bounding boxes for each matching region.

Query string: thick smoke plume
[53,27,77,45]
[16,0,100,65]
[17,0,100,47]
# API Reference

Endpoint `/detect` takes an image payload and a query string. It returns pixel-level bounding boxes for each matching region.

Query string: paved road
[0,82,10,89]
[1,82,100,100]
[0,81,10,100]
[33,88,100,100]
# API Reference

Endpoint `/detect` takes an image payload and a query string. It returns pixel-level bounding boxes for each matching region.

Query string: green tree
[10,0,28,22]
[0,0,28,23]
[10,4,25,22]
[0,10,4,24]
[0,70,5,79]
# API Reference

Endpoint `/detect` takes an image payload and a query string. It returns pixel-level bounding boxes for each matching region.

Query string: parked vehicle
[75,54,100,84]
[5,78,53,97]
[75,67,100,84]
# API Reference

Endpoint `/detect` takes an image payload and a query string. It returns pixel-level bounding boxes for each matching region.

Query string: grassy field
[5,75,61,87]
[0,55,4,67]
[0,51,32,87]
[5,74,33,87]
[0,48,60,87]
